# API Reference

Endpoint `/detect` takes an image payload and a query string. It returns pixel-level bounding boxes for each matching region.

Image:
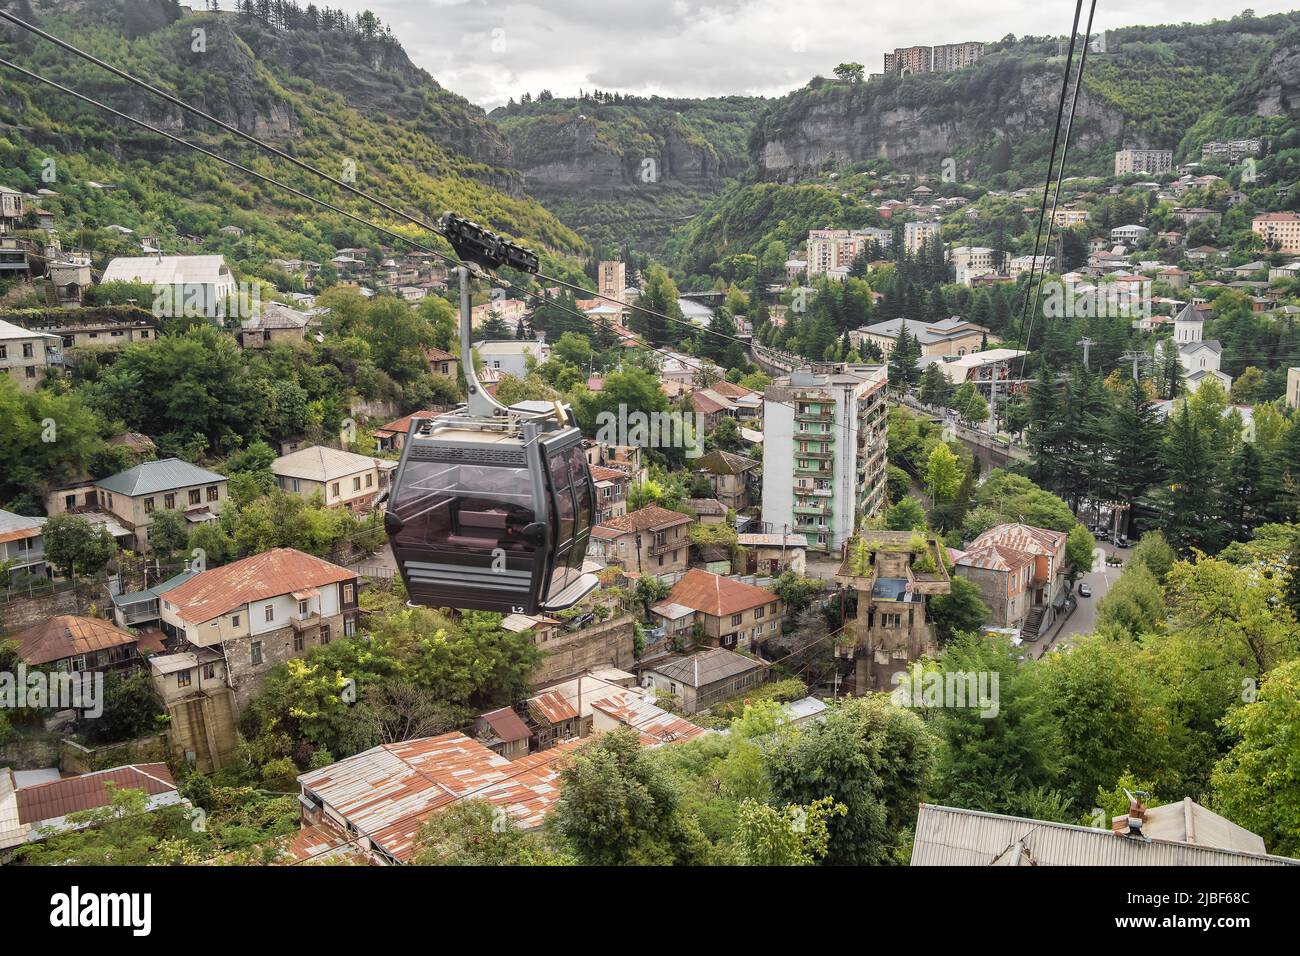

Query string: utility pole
[1077,337,1094,370]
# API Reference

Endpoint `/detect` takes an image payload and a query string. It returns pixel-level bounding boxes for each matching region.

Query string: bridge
[898,396,1030,473]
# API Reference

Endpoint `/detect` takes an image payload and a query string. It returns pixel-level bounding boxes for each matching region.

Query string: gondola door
[540,437,596,609]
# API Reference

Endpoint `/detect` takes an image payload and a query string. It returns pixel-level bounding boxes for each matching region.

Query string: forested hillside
[0,0,586,278]
[490,93,766,256]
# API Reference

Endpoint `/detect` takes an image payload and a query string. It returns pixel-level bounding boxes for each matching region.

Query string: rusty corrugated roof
[16,764,175,825]
[14,615,136,666]
[955,544,1035,573]
[162,548,354,624]
[297,733,578,862]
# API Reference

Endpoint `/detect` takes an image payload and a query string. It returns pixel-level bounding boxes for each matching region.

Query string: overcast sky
[239,1,1297,110]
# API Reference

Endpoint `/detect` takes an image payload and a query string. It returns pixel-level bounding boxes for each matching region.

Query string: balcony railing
[291,612,321,632]
[647,539,681,556]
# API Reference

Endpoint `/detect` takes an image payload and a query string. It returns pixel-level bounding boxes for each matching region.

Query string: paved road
[1032,543,1126,658]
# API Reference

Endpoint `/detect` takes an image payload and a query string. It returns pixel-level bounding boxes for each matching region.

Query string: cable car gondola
[383,216,599,615]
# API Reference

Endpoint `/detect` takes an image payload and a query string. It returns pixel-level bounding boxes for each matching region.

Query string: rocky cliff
[751,57,1123,182]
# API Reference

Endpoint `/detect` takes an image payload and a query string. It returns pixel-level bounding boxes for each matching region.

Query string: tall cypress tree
[1101,376,1164,538]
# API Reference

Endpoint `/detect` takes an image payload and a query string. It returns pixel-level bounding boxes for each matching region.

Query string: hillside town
[1,2,1300,907]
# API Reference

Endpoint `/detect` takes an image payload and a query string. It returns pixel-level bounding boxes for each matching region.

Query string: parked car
[1078,582,1092,598]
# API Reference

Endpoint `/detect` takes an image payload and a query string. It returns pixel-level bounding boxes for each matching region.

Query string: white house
[473,338,550,377]
[1110,224,1150,243]
[100,255,236,321]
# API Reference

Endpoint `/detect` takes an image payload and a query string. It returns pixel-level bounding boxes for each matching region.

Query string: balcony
[647,538,680,557]
[797,448,835,459]
[795,425,834,439]
[291,612,321,632]
[795,466,833,478]
[794,409,833,422]
[794,520,832,534]
[793,504,831,516]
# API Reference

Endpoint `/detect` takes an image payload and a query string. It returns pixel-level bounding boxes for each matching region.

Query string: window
[755,605,765,619]
[365,473,373,488]
[320,624,331,645]
[331,482,340,497]
[202,664,216,680]
[177,670,192,688]
[231,615,240,629]
[349,476,359,492]
[251,642,263,666]
[22,343,33,358]
[264,604,274,623]
[343,584,354,604]
[731,613,742,626]
[24,367,34,379]
[298,600,309,615]
[206,485,219,502]
[143,498,155,514]
[344,618,357,637]
[188,488,201,506]
[0,345,5,359]
[164,493,176,509]
[657,555,664,567]
[293,633,304,652]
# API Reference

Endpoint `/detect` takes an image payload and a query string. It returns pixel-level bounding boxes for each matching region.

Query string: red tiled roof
[16,764,176,825]
[596,505,692,535]
[667,569,778,618]
[424,347,456,362]
[162,548,355,624]
[376,410,437,436]
[589,465,631,483]
[15,615,136,667]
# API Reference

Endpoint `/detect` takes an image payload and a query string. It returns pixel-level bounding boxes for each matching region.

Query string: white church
[1157,302,1232,393]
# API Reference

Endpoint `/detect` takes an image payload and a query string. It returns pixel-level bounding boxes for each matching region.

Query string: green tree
[148,509,190,558]
[551,728,710,865]
[885,497,928,531]
[766,696,935,866]
[1210,658,1300,858]
[411,800,572,866]
[42,513,116,578]
[924,443,962,506]
[731,796,846,865]
[1064,523,1096,586]
[927,576,990,644]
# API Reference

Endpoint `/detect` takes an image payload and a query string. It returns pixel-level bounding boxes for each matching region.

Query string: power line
[0,7,823,363]
[1019,0,1098,381]
[1014,0,1085,382]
